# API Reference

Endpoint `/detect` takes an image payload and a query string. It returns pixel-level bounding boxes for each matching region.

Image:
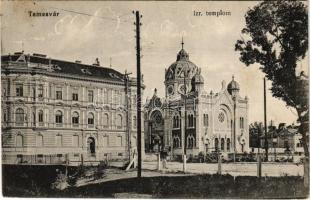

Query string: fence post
[157,153,161,171]
[257,154,262,178]
[218,152,222,175]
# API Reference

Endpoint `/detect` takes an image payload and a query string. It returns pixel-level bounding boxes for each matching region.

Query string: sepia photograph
[1,0,309,198]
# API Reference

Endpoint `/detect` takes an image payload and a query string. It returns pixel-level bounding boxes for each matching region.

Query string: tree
[235,0,308,185]
[249,122,264,148]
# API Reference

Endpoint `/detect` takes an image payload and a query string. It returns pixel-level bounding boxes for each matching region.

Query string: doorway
[87,137,96,156]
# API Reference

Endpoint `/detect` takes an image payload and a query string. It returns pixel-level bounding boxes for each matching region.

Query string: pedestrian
[161,149,168,169]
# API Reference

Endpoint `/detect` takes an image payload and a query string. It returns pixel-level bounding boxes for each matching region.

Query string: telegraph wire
[45,6,132,23]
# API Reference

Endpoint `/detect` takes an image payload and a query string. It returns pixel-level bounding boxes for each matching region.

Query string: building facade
[1,52,144,165]
[144,44,250,158]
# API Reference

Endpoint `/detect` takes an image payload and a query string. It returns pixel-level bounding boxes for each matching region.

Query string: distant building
[259,123,304,162]
[1,52,144,165]
[144,42,250,158]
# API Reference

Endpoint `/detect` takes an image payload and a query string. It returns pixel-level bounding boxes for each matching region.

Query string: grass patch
[2,165,309,198]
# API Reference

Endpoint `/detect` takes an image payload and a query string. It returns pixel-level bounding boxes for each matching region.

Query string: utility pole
[134,10,142,178]
[257,123,262,178]
[264,77,268,161]
[233,96,236,162]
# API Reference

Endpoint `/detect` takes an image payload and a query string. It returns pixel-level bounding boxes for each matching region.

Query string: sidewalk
[142,161,304,177]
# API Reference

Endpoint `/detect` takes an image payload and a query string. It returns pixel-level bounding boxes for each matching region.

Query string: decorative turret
[193,68,204,93]
[227,75,240,96]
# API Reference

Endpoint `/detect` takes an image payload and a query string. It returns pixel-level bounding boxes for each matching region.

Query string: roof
[1,53,126,83]
[165,48,199,81]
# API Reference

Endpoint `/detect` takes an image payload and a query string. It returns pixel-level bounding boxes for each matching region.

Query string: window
[173,137,180,148]
[56,89,62,100]
[240,117,244,129]
[49,84,52,98]
[116,114,122,128]
[218,112,225,123]
[16,84,23,97]
[188,114,194,127]
[133,95,137,104]
[88,90,94,102]
[133,116,137,128]
[72,112,79,125]
[103,136,109,146]
[187,136,195,148]
[108,89,112,103]
[2,88,6,97]
[104,89,108,104]
[72,135,79,147]
[36,135,43,147]
[204,114,209,127]
[221,138,225,151]
[215,138,219,151]
[72,93,78,101]
[103,113,109,127]
[38,110,44,122]
[3,111,7,122]
[16,108,24,124]
[32,112,36,125]
[32,87,36,99]
[56,135,62,146]
[38,85,43,98]
[16,134,23,147]
[114,90,120,105]
[227,139,230,151]
[55,110,63,124]
[116,136,122,146]
[173,115,180,128]
[88,113,94,125]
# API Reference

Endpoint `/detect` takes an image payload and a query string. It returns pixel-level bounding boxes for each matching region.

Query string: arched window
[88,113,94,125]
[173,115,180,128]
[38,110,44,123]
[36,134,43,147]
[55,110,63,123]
[204,114,209,127]
[187,136,195,148]
[215,138,219,151]
[72,112,79,124]
[133,116,137,128]
[116,114,122,128]
[103,113,109,127]
[240,117,244,129]
[32,112,36,125]
[221,138,225,151]
[227,138,231,151]
[16,108,24,124]
[16,134,23,147]
[173,137,180,148]
[188,114,194,127]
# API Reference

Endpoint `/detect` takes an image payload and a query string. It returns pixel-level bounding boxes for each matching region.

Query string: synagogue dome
[165,48,199,81]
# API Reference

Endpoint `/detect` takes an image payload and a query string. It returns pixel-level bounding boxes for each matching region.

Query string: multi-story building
[1,52,144,165]
[144,43,250,158]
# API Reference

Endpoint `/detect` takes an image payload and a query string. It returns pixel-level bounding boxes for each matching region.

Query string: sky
[1,1,308,126]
